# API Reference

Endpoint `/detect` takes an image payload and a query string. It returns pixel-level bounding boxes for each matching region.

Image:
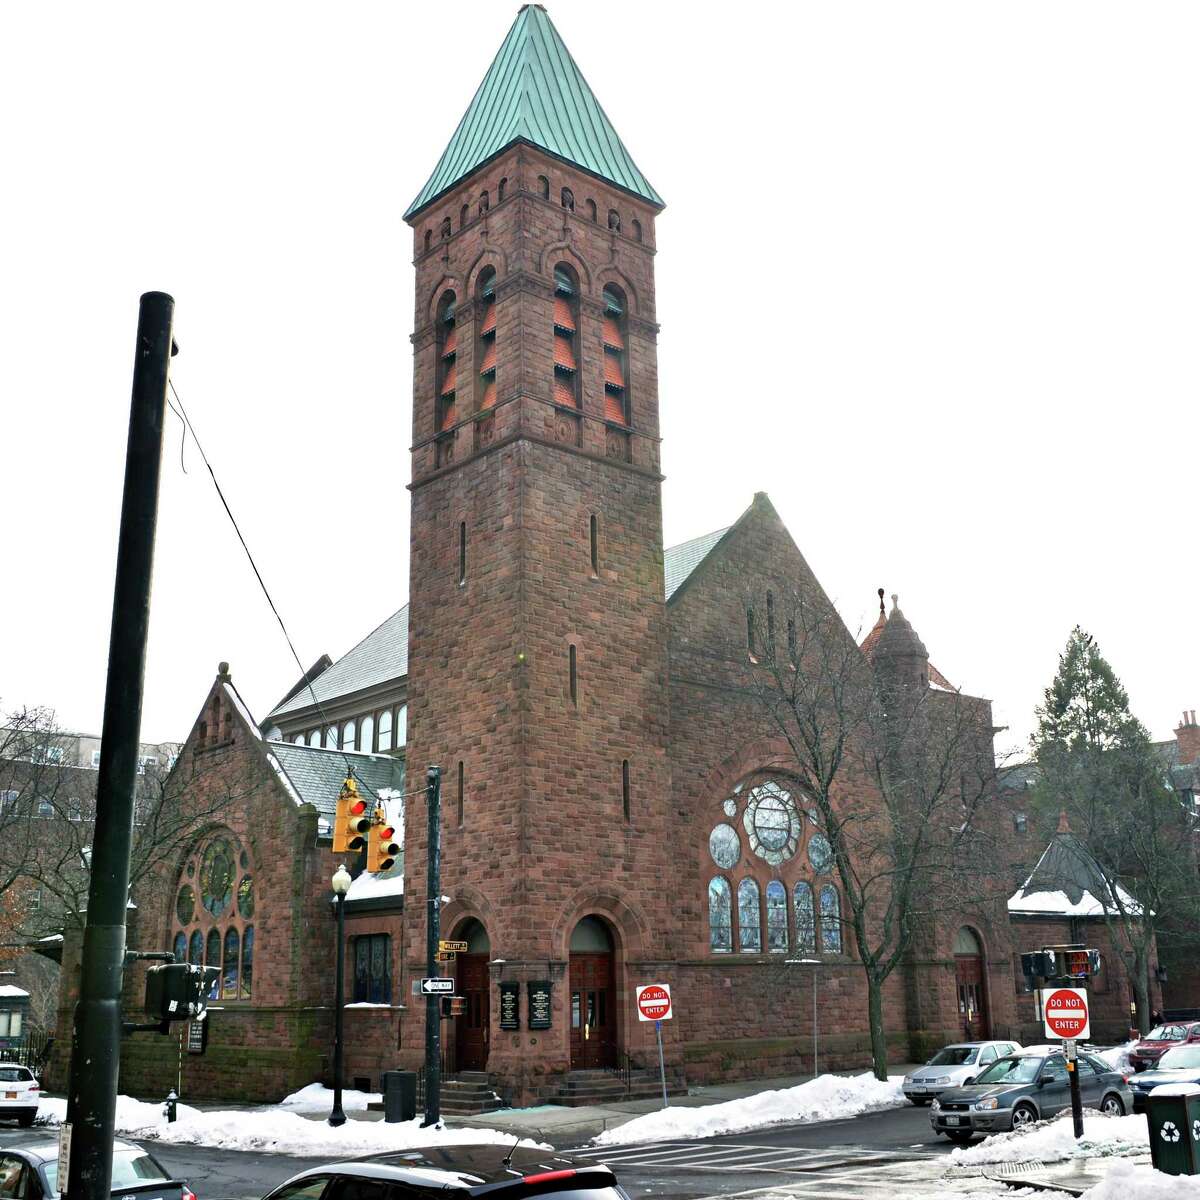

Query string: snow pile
[279,1083,381,1113]
[593,1072,904,1145]
[37,1095,546,1157]
[1097,1041,1139,1075]
[1078,1160,1200,1199]
[949,1111,1147,1166]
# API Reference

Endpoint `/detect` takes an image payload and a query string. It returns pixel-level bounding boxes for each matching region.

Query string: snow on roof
[265,753,305,808]
[345,870,404,902]
[1007,888,1115,918]
[0,985,29,998]
[223,682,261,740]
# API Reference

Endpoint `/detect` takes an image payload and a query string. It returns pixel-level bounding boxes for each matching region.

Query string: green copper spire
[404,5,663,220]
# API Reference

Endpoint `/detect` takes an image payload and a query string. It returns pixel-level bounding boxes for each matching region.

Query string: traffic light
[334,777,371,854]
[1064,949,1101,978]
[367,806,400,873]
[145,963,219,1022]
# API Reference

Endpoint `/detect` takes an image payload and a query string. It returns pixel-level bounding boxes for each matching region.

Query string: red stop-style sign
[1043,987,1090,1039]
[636,983,673,1022]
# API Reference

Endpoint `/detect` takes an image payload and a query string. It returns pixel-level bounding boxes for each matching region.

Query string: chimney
[1176,710,1200,767]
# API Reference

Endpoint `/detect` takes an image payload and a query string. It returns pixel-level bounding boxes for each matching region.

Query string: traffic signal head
[145,963,220,1022]
[333,777,370,854]
[366,807,401,873]
[440,995,467,1018]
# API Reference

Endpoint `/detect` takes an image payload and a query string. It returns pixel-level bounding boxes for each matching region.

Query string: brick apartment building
[41,6,1184,1107]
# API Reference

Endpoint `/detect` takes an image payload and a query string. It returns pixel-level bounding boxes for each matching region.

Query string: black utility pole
[422,765,441,1127]
[65,292,174,1200]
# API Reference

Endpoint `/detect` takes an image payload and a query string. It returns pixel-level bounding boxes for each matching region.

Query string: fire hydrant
[164,1089,178,1123]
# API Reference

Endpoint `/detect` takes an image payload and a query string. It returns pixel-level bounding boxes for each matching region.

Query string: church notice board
[527,981,552,1029]
[499,982,520,1031]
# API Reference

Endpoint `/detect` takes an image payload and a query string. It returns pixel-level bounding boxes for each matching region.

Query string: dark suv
[262,1148,627,1200]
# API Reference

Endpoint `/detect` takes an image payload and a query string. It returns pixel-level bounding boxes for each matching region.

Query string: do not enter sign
[636,983,673,1022]
[1042,986,1090,1040]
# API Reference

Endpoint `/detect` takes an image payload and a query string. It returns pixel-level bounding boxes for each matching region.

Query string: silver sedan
[903,1040,1023,1104]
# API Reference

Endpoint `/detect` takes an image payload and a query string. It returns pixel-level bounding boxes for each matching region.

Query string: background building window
[437,291,458,433]
[553,264,580,408]
[342,720,356,754]
[477,268,497,412]
[358,715,373,753]
[708,877,732,952]
[738,878,761,952]
[354,933,391,1003]
[377,709,393,753]
[601,284,628,424]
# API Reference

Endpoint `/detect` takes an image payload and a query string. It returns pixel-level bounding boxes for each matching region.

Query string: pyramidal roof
[405,5,663,219]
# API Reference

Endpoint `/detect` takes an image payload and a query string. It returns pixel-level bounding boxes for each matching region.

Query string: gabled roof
[269,605,408,721]
[1008,819,1141,918]
[405,5,663,219]
[265,741,405,822]
[664,527,730,601]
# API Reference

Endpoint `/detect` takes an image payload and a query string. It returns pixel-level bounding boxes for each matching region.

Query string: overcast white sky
[3,1,1197,758]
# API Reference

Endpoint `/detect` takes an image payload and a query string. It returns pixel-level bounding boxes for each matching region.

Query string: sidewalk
[999,1153,1155,1196]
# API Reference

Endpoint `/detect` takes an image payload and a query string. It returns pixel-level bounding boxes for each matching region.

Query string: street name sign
[439,940,469,953]
[420,977,455,995]
[1042,986,1090,1040]
[636,983,673,1022]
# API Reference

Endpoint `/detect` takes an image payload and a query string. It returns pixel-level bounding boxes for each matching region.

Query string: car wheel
[1011,1103,1038,1129]
[1101,1094,1125,1116]
[946,1130,975,1144]
[17,1111,35,1128]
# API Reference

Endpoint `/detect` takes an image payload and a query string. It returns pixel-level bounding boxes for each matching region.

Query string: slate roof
[265,741,404,821]
[269,605,408,720]
[1008,823,1139,917]
[405,5,663,219]
[664,527,730,601]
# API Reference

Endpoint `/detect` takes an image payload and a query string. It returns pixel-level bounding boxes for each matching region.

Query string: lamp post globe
[332,865,352,895]
[329,865,351,1127]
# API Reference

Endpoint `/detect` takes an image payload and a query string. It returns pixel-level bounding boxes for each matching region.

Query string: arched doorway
[569,916,617,1070]
[954,926,990,1040]
[454,918,490,1072]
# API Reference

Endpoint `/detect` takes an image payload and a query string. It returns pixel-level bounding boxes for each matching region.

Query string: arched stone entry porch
[954,926,990,1040]
[569,916,618,1070]
[453,917,491,1072]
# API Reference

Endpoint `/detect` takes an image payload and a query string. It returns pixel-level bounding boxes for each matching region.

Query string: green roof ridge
[404,5,663,219]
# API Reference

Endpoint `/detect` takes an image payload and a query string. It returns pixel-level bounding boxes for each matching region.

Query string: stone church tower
[401,5,675,1097]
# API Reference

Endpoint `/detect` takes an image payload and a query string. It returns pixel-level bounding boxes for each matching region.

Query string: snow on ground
[948,1111,1148,1166]
[279,1083,381,1113]
[37,1095,546,1157]
[593,1072,904,1145]
[1078,1160,1200,1199]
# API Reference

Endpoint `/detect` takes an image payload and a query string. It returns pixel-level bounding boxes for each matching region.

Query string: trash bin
[382,1070,417,1123]
[1146,1083,1200,1175]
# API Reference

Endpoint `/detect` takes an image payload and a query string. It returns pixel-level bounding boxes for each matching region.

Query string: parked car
[0,1066,39,1128]
[0,1139,195,1200]
[1127,1044,1200,1112]
[262,1147,625,1200]
[903,1041,1023,1104]
[930,1049,1132,1144]
[1129,1022,1200,1072]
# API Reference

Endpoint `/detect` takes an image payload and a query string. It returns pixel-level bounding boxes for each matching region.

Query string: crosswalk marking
[572,1142,923,1176]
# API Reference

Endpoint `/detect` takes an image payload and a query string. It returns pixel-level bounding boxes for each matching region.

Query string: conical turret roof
[405,5,663,219]
[875,594,928,661]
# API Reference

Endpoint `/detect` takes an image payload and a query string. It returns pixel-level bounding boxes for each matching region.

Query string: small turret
[872,594,930,688]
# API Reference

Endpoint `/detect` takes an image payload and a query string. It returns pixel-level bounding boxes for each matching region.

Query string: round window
[808,832,833,873]
[237,876,254,919]
[175,884,195,926]
[742,780,801,866]
[722,797,738,818]
[200,838,235,918]
[708,824,741,870]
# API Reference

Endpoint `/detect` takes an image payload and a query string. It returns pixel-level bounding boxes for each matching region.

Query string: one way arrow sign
[419,977,454,995]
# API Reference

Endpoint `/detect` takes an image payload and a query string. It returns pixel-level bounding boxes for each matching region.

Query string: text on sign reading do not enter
[1043,987,1090,1040]
[636,983,673,1022]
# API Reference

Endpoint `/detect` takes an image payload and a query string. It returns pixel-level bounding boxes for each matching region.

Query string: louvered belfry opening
[602,284,628,425]
[476,267,497,412]
[553,264,580,409]
[437,291,458,433]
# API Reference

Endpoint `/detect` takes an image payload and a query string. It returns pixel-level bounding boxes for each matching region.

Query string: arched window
[819,884,842,953]
[342,719,356,753]
[553,264,580,408]
[607,209,620,232]
[793,881,815,953]
[173,931,186,962]
[766,880,788,952]
[358,714,373,753]
[601,284,628,424]
[561,187,574,211]
[424,230,432,253]
[586,199,597,222]
[498,178,507,202]
[175,832,255,1002]
[396,703,408,747]
[325,725,337,749]
[440,216,451,240]
[538,175,550,200]
[437,291,457,433]
[738,878,761,952]
[460,203,469,230]
[292,733,303,744]
[307,729,320,747]
[708,877,732,952]
[631,218,643,243]
[377,709,393,753]
[476,267,497,411]
[478,190,489,216]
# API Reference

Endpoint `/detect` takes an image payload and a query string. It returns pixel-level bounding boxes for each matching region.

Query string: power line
[166,377,389,805]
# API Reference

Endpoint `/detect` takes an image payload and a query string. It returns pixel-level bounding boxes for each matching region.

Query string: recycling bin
[1146,1083,1200,1175]
[382,1070,417,1123]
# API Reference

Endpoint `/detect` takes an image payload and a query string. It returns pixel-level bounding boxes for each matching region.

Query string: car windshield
[1159,1046,1200,1070]
[44,1149,168,1193]
[929,1047,978,1066]
[1146,1025,1187,1042]
[973,1055,1042,1085]
[0,1068,31,1083]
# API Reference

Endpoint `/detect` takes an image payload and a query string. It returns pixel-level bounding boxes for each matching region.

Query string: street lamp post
[788,958,821,1080]
[329,864,352,1127]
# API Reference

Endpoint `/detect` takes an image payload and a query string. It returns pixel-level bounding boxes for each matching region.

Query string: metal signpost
[636,984,673,1108]
[1042,985,1090,1139]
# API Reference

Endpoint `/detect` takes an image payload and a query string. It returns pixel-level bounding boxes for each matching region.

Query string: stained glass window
[738,879,761,953]
[808,832,833,873]
[794,882,815,953]
[176,885,195,925]
[223,928,240,999]
[820,885,842,953]
[766,880,788,952]
[709,824,740,870]
[173,932,186,962]
[188,930,203,965]
[206,929,221,999]
[241,926,254,1000]
[708,878,732,952]
[237,876,254,919]
[200,838,234,918]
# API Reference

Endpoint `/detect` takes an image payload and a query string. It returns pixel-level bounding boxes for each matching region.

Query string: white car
[903,1040,1023,1104]
[0,1065,40,1127]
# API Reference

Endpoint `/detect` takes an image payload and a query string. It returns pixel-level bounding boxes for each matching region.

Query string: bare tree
[745,592,1007,1080]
